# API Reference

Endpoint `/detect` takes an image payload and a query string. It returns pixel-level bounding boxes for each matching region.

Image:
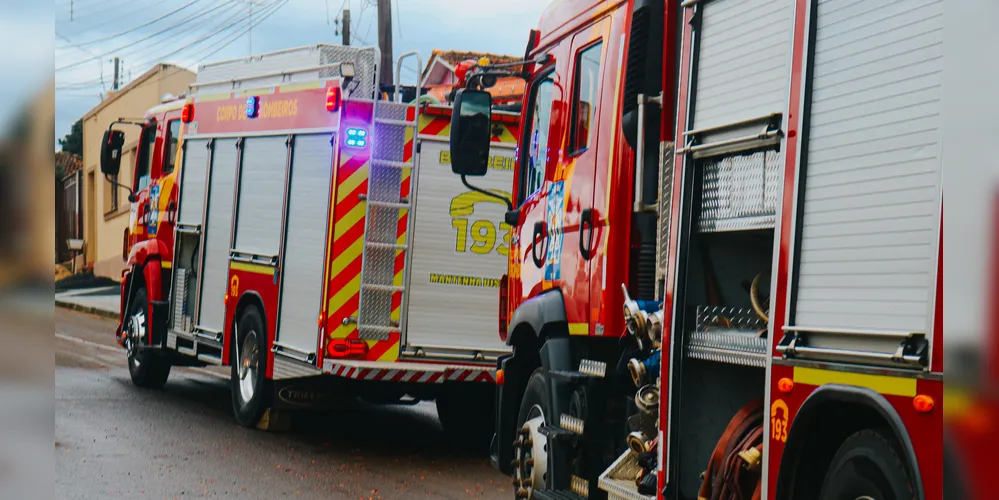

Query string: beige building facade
[81,63,195,280]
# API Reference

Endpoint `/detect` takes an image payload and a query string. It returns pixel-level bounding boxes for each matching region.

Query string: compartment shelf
[598,449,656,500]
[686,306,769,368]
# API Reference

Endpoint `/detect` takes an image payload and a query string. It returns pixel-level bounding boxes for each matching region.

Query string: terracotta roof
[82,63,194,121]
[55,151,83,176]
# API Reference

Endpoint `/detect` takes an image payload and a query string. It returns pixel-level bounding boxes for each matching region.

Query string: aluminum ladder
[354,51,423,341]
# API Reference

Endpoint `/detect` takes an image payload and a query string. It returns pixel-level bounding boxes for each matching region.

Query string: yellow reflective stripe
[568,323,589,336]
[336,166,368,204]
[161,261,172,269]
[230,262,274,275]
[792,367,917,398]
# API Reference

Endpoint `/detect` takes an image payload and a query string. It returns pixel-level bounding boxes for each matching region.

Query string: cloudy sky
[54,0,548,145]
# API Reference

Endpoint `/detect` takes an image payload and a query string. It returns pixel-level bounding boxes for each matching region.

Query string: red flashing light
[326,86,342,112]
[181,103,194,123]
[327,338,367,358]
[454,60,477,87]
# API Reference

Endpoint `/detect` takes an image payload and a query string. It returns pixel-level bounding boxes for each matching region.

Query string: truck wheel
[512,368,549,497]
[230,305,272,428]
[436,384,495,449]
[125,287,171,389]
[819,429,916,500]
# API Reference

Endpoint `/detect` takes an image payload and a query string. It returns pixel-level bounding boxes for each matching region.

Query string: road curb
[55,300,118,320]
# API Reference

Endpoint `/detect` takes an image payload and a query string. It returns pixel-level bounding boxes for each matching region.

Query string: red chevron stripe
[334,178,369,220]
[366,333,400,360]
[331,219,366,256]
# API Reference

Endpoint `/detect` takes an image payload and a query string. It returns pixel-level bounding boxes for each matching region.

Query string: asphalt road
[55,308,511,499]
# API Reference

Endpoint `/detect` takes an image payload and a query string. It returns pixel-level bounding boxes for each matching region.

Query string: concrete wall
[81,65,195,280]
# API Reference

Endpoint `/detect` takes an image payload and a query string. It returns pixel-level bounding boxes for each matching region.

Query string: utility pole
[377,0,393,88]
[342,7,351,46]
[112,57,120,90]
[239,0,264,55]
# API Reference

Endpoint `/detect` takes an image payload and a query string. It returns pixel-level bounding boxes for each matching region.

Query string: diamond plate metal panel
[372,122,407,163]
[655,142,675,300]
[319,45,379,99]
[699,150,781,232]
[687,305,768,368]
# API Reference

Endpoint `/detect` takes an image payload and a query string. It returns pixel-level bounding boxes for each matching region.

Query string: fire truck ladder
[354,52,423,341]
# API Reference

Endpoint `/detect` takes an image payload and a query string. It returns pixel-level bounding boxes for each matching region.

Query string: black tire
[436,384,496,449]
[230,305,271,428]
[819,429,917,500]
[512,368,551,494]
[517,368,550,432]
[126,287,171,389]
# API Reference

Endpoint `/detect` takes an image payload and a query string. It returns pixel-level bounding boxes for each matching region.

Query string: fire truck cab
[448,0,992,499]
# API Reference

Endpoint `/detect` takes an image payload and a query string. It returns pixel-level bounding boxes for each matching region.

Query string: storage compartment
[679,229,773,367]
[674,360,765,499]
[170,231,201,333]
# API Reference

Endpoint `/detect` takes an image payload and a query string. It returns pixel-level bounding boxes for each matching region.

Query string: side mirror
[100,130,125,176]
[449,89,492,177]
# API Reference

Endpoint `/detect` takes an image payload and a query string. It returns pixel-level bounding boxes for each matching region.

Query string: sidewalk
[54,286,120,319]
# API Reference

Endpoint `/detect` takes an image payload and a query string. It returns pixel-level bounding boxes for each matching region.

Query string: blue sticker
[148,184,161,236]
[544,180,565,281]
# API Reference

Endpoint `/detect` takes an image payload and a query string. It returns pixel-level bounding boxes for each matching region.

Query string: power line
[129,0,287,70]
[193,0,289,63]
[124,1,269,69]
[57,0,264,71]
[58,0,211,48]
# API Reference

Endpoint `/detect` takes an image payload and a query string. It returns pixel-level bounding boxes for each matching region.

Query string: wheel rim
[513,404,548,497]
[125,307,146,366]
[237,330,259,403]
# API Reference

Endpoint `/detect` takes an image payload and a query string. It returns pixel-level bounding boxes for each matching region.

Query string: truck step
[374,118,416,127]
[366,241,408,251]
[362,283,405,293]
[560,414,585,434]
[371,159,414,170]
[538,424,579,442]
[532,489,585,500]
[578,359,607,378]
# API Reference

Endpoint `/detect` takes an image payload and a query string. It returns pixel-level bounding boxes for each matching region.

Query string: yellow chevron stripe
[330,236,364,278]
[378,340,400,362]
[230,262,275,275]
[330,322,356,339]
[328,274,361,314]
[333,203,366,238]
[336,165,369,204]
[792,367,917,398]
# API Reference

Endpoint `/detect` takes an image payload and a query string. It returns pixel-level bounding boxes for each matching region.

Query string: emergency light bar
[344,127,367,148]
[245,96,260,118]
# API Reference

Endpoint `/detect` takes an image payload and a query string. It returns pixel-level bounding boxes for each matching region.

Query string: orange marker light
[496,369,505,386]
[777,377,794,393]
[913,394,935,413]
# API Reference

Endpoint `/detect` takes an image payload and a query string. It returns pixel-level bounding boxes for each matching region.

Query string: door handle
[532,221,547,268]
[580,209,594,261]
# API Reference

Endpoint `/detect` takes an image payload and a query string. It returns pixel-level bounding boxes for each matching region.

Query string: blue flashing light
[246,96,260,118]
[344,128,367,148]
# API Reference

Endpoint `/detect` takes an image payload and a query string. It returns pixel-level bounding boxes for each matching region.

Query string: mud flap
[255,408,292,432]
[150,300,169,348]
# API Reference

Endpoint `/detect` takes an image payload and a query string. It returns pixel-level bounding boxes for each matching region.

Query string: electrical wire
[58,0,211,48]
[113,1,248,70]
[57,0,272,72]
[128,0,286,70]
[192,0,289,63]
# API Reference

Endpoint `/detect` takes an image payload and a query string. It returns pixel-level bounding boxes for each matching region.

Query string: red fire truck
[447,0,995,499]
[98,44,520,437]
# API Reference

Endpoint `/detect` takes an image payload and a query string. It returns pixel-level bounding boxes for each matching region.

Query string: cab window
[134,124,155,192]
[569,41,603,155]
[163,120,180,175]
[519,71,556,204]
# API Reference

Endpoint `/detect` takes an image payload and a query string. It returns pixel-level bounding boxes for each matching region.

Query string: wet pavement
[55,308,510,499]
